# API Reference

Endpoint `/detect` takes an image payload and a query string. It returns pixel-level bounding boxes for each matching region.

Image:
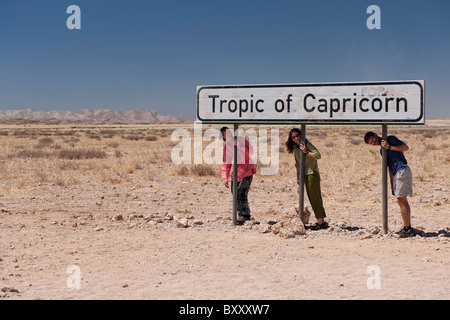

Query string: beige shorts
[393,165,413,198]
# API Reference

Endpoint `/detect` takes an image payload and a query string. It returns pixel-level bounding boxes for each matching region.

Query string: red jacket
[222,137,256,182]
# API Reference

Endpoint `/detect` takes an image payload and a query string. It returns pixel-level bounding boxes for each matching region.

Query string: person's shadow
[414,228,450,238]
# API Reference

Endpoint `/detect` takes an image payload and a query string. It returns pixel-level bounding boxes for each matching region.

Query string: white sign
[196,81,424,124]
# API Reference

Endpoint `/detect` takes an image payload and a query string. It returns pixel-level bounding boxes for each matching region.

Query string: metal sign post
[298,124,306,222]
[232,124,239,225]
[381,124,388,234]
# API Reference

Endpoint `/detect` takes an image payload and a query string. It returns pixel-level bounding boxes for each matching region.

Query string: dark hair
[286,128,302,153]
[219,126,228,133]
[364,131,376,144]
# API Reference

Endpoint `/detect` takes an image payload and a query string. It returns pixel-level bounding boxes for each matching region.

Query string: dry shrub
[89,134,101,140]
[58,148,107,159]
[9,149,52,159]
[424,142,438,151]
[189,164,216,176]
[59,161,78,170]
[36,137,54,148]
[176,165,190,176]
[122,135,142,141]
[35,171,49,183]
[100,171,122,184]
[349,138,361,145]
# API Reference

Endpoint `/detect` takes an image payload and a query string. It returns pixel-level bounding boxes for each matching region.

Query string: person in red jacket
[221,127,256,224]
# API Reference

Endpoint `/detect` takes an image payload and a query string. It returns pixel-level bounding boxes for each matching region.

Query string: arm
[222,163,231,188]
[222,145,232,188]
[300,140,321,159]
[294,147,300,185]
[391,143,409,152]
[381,139,409,152]
[388,169,394,195]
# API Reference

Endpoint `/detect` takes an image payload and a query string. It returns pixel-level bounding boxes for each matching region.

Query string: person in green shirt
[286,128,328,230]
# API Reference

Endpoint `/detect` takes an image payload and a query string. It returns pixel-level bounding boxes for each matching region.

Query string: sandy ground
[0,121,449,300]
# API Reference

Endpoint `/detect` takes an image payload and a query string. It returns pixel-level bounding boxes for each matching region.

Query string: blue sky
[0,0,449,118]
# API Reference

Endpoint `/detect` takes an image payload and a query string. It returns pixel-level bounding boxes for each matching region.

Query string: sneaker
[237,214,251,224]
[397,227,415,238]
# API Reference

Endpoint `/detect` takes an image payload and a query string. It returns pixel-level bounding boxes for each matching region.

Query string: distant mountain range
[0,108,195,123]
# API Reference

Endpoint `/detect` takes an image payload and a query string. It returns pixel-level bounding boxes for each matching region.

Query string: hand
[299,142,306,153]
[297,177,300,185]
[380,139,390,149]
[224,181,229,188]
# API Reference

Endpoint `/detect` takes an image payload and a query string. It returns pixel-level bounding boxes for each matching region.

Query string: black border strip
[196,81,424,125]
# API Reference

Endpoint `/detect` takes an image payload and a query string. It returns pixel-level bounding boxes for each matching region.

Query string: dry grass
[0,121,448,204]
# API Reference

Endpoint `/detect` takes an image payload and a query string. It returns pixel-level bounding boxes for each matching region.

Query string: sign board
[197,80,424,124]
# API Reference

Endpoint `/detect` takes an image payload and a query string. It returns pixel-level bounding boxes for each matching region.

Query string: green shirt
[294,140,321,175]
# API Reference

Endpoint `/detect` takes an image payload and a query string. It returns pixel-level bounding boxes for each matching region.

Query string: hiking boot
[397,227,415,238]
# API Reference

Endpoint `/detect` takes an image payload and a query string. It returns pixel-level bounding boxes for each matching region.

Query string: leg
[397,196,411,227]
[231,180,243,216]
[304,171,326,222]
[237,175,253,217]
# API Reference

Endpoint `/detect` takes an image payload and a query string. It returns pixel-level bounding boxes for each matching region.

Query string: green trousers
[304,171,326,219]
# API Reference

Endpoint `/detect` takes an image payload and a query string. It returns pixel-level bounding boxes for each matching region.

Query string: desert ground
[0,120,448,300]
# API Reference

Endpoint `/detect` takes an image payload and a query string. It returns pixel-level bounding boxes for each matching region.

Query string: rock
[164,213,174,221]
[244,223,253,230]
[176,218,189,228]
[143,214,154,221]
[1,286,19,293]
[359,233,373,240]
[302,207,311,225]
[192,220,203,226]
[113,214,123,221]
[289,218,306,235]
[244,219,256,226]
[271,223,281,234]
[279,228,295,239]
[258,223,271,234]
[368,226,380,235]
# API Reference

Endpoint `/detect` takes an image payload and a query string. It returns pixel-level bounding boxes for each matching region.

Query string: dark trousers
[231,175,253,217]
